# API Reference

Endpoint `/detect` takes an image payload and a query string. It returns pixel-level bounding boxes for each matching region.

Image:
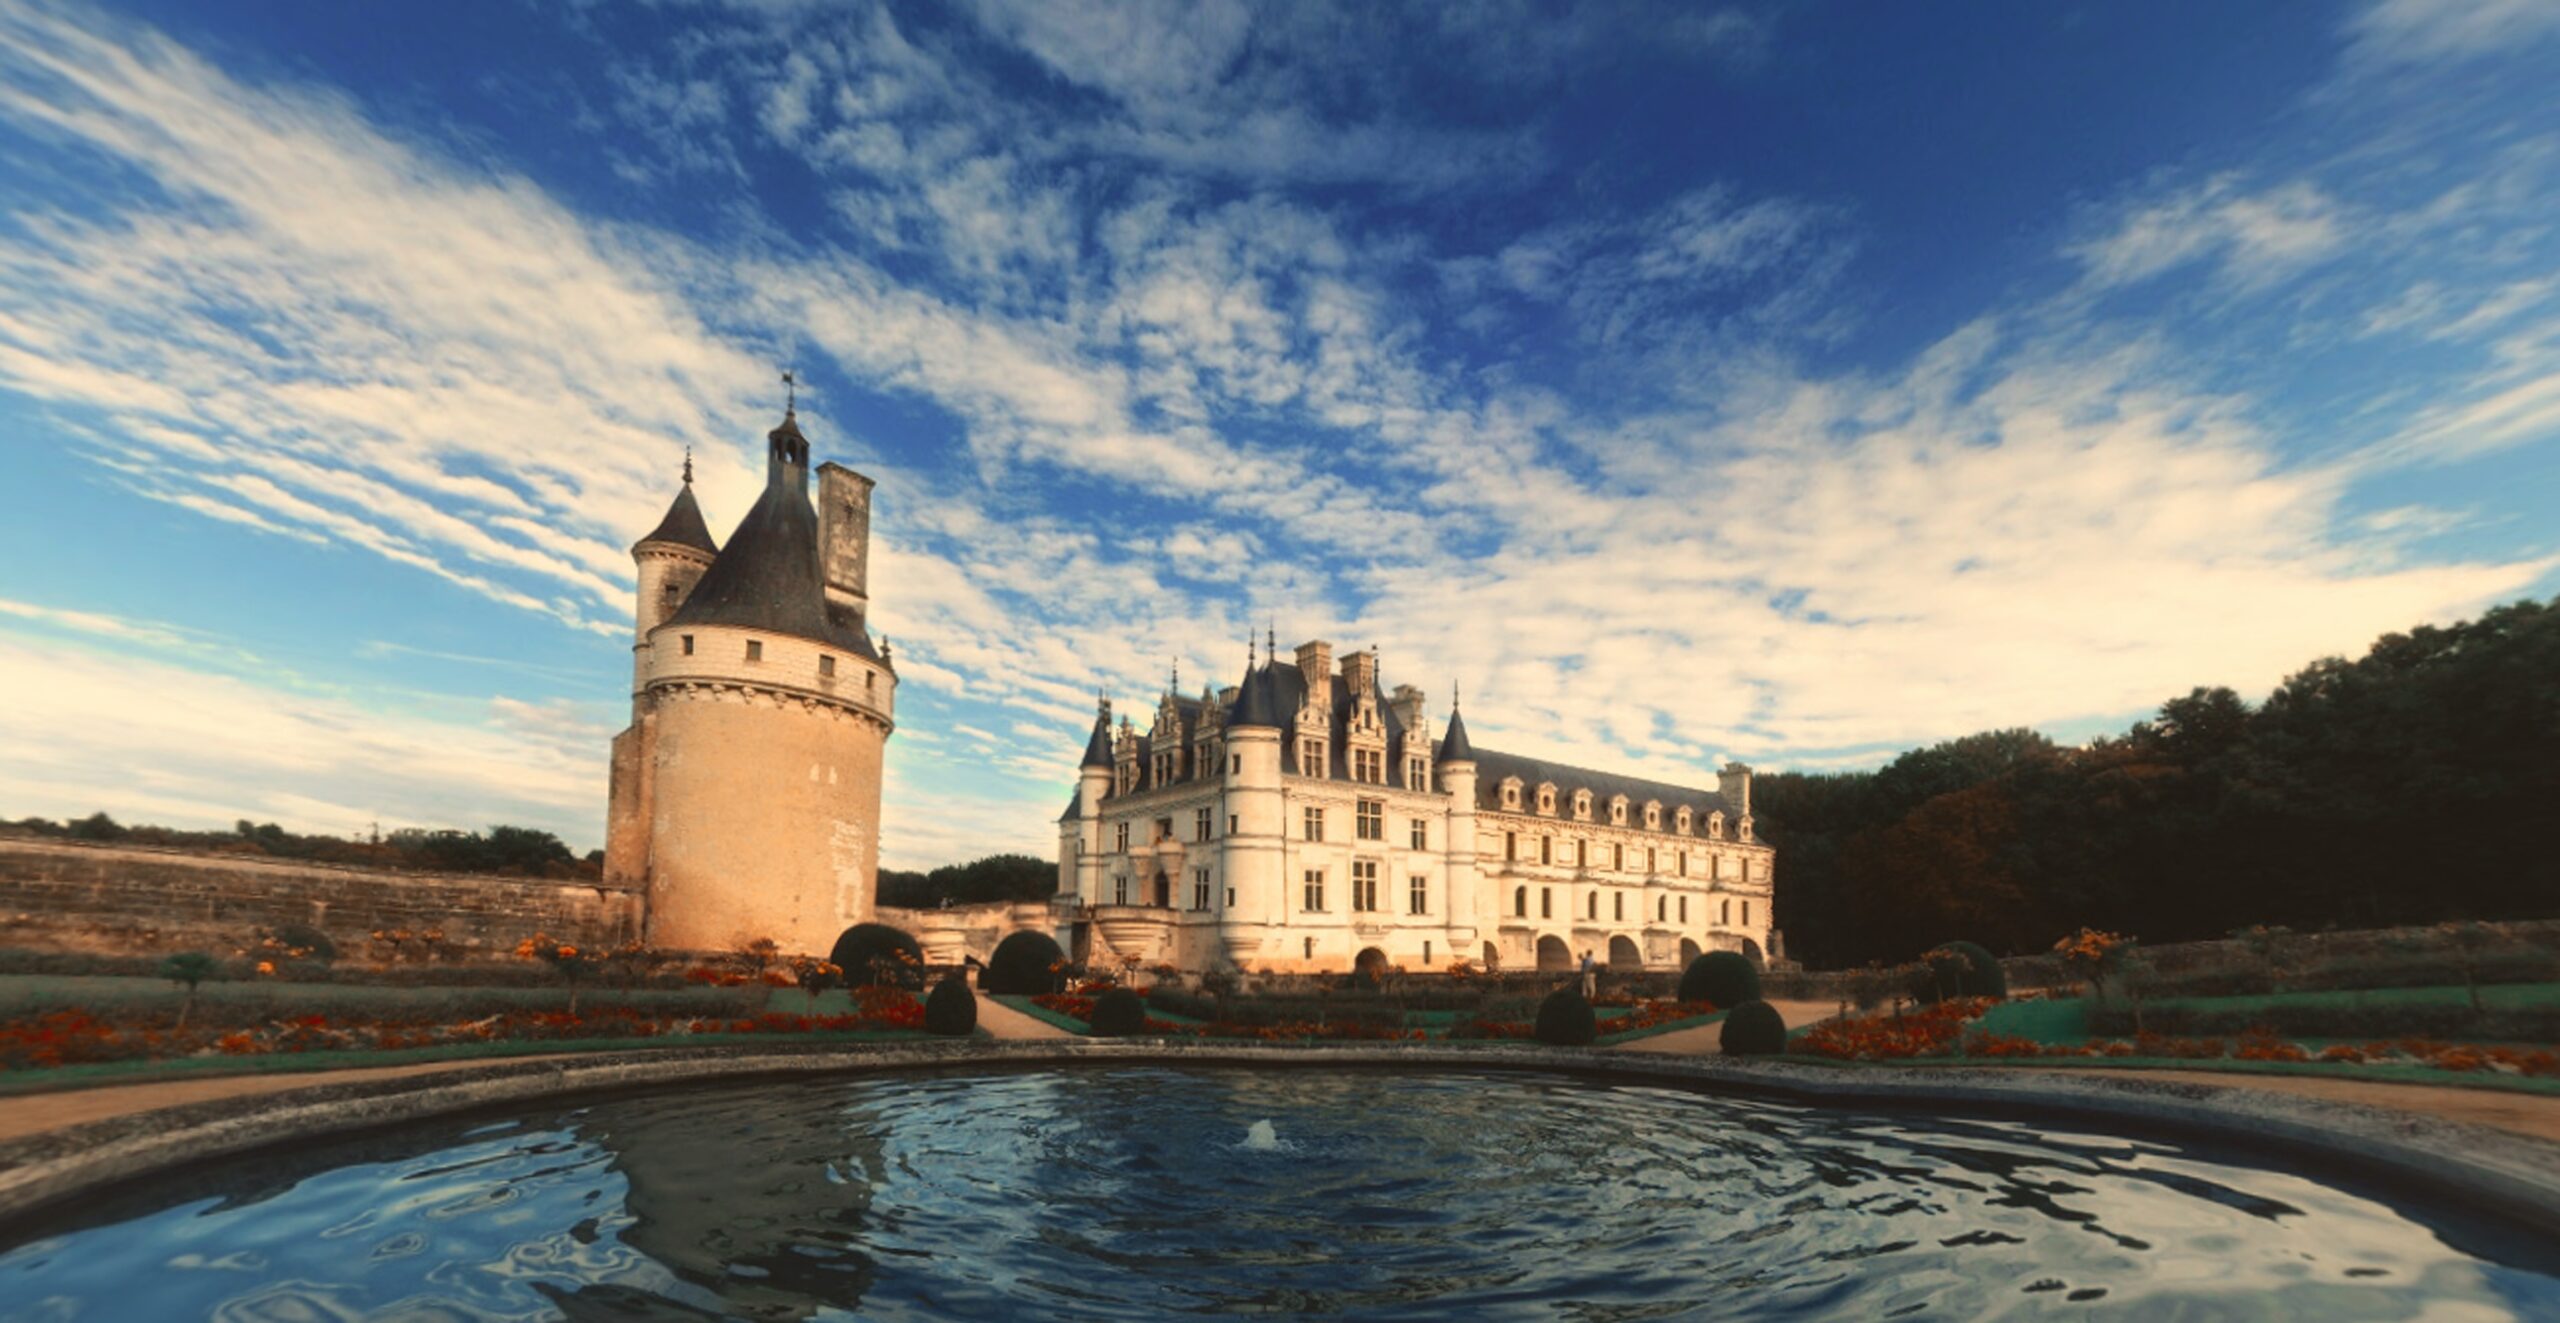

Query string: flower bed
[0,986,928,1072]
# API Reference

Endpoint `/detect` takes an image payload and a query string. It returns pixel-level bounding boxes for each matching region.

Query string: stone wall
[0,836,645,960]
[876,900,1048,966]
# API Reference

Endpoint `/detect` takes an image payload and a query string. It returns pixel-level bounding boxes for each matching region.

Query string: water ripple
[0,1068,2554,1320]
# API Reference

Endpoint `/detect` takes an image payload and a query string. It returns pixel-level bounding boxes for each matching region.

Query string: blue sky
[0,0,2554,867]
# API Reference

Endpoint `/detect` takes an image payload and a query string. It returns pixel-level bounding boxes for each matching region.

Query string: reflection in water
[0,1067,2554,1320]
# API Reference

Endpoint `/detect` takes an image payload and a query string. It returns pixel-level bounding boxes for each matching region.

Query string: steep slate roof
[636,483,719,555]
[1466,746,1739,822]
[663,414,879,659]
[1079,706,1115,768]
[1238,656,1419,780]
[1437,707,1473,763]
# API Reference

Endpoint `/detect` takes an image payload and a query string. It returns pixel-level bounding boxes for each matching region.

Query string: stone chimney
[1388,683,1426,734]
[1294,640,1333,703]
[1340,647,1378,699]
[816,462,874,618]
[1718,761,1753,818]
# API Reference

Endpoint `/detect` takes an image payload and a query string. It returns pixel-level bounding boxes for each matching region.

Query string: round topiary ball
[1088,987,1148,1037]
[1678,951,1760,1008]
[830,923,924,989]
[1945,940,2006,999]
[1720,1000,1787,1056]
[984,931,1066,995]
[924,973,977,1036]
[1534,987,1598,1046]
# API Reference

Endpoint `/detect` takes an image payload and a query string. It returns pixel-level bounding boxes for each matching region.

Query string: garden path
[974,991,1074,1041]
[1610,1000,1842,1055]
[2041,1068,2560,1145]
[0,1054,580,1144]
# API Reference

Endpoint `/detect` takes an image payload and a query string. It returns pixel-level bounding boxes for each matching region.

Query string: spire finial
[1247,633,1256,668]
[1267,621,1277,658]
[682,445,693,486]
[1452,678,1461,711]
[1169,656,1179,693]
[782,368,797,417]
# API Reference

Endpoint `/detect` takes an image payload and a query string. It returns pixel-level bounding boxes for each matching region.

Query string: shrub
[984,931,1067,995]
[829,923,924,989]
[1679,951,1760,1009]
[1089,988,1148,1036]
[1534,988,1597,1046]
[1721,1000,1787,1056]
[924,974,977,1036]
[1916,941,2007,1002]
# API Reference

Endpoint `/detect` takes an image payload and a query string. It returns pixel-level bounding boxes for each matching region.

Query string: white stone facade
[1056,640,1774,975]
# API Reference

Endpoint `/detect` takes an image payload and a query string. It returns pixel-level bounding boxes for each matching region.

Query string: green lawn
[0,973,762,1018]
[1971,983,2560,1046]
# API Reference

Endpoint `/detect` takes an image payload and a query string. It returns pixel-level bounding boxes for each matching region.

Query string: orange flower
[256,960,276,975]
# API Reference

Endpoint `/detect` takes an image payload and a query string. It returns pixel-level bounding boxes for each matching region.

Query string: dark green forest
[6,814,597,879]
[877,853,1052,909]
[1761,596,2560,968]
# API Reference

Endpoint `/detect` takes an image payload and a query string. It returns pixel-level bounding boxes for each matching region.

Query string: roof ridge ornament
[782,368,797,418]
[682,445,693,486]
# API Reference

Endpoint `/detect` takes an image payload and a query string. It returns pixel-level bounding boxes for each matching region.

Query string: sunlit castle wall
[605,415,896,958]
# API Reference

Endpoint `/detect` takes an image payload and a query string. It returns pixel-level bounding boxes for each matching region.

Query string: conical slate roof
[1079,703,1114,768]
[1226,661,1282,729]
[635,482,718,555]
[1437,706,1474,763]
[661,413,877,658]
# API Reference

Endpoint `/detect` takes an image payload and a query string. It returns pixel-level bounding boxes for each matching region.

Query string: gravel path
[974,991,1075,1040]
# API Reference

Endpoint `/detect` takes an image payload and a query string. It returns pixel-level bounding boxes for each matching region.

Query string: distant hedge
[924,974,976,1036]
[1089,988,1148,1036]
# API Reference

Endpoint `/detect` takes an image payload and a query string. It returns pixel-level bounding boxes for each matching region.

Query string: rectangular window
[1225,887,1236,907]
[1677,850,1687,877]
[1352,860,1379,911]
[1196,806,1213,841]
[1356,799,1383,841]
[1424,939,1433,965]
[1409,818,1427,850]
[1353,748,1383,783]
[1155,817,1173,842]
[1647,847,1656,875]
[1680,896,1689,923]
[744,639,763,662]
[1613,843,1624,871]
[1303,806,1324,842]
[1115,822,1129,852]
[819,655,835,678]
[1505,831,1518,862]
[1743,900,1752,927]
[1303,869,1326,912]
[1614,891,1625,921]
[1540,887,1552,919]
[1228,814,1239,835]
[1301,740,1324,775]
[1193,867,1211,911]
[1114,876,1128,905]
[680,635,694,656]
[1232,755,1242,775]
[1578,839,1589,868]
[1540,836,1553,865]
[1408,874,1427,915]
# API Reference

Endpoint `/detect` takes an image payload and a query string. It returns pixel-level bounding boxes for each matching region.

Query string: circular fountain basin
[1,1066,2554,1319]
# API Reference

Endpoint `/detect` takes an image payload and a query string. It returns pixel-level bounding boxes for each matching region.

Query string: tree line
[877,853,1052,909]
[1760,596,2560,968]
[6,813,600,880]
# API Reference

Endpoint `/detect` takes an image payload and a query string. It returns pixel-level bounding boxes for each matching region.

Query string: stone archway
[1679,937,1701,966]
[1153,871,1171,908]
[1354,946,1390,978]
[1607,935,1642,970]
[1741,937,1765,966]
[1535,934,1572,972]
[1482,940,1500,972]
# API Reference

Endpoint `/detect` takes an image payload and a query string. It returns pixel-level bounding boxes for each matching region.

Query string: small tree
[2052,928,2134,1004]
[791,956,845,1012]
[160,951,218,1029]
[736,937,780,978]
[517,933,598,1015]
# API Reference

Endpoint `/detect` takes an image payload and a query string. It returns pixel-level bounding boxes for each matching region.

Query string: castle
[1056,639,1776,975]
[603,408,896,956]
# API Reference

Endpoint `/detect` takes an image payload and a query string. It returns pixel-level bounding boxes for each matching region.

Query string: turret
[630,454,719,689]
[1437,700,1480,942]
[1219,648,1286,968]
[1719,761,1754,840]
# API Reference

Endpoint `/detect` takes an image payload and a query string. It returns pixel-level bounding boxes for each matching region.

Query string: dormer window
[1708,811,1725,840]
[1644,801,1661,831]
[1609,795,1628,825]
[1572,790,1592,821]
[1406,757,1428,790]
[1536,784,1556,816]
[1675,807,1692,835]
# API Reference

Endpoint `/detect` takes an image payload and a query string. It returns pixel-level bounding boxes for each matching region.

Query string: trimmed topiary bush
[1088,987,1148,1036]
[984,931,1067,995]
[924,973,976,1036]
[1534,987,1598,1046]
[830,923,924,989]
[1720,1000,1787,1056]
[1678,951,1760,1008]
[1945,940,2006,998]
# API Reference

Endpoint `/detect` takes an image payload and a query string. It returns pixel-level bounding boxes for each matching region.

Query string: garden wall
[0,836,644,961]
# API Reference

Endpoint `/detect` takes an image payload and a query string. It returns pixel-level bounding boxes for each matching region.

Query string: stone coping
[3,1041,2558,1243]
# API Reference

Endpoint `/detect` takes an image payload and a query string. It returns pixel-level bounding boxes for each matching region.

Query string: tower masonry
[605,408,896,957]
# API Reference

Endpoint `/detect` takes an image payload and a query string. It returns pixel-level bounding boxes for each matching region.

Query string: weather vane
[681,445,692,485]
[782,368,796,414]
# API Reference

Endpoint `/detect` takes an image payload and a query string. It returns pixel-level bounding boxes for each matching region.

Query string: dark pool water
[0,1068,2555,1320]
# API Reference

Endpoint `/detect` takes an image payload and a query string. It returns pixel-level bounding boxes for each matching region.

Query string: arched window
[1657,896,1666,922]
[1514,885,1527,917]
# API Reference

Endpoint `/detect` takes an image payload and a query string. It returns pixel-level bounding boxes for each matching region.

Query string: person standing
[1578,949,1597,1000]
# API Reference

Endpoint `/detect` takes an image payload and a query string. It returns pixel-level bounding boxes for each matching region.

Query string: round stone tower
[604,409,896,957]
